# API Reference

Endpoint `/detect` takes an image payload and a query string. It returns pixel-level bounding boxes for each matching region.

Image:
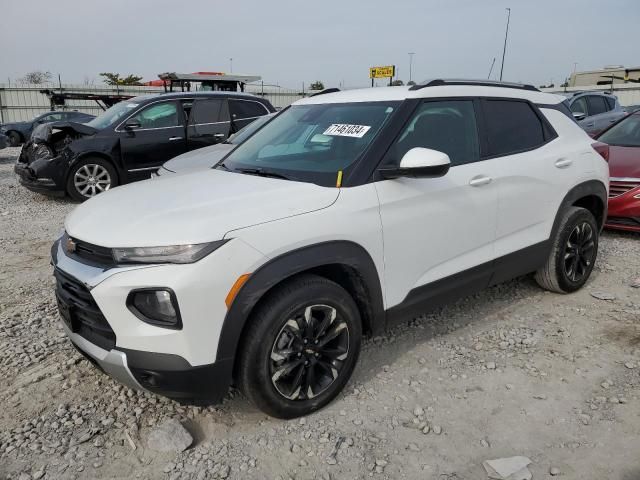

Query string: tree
[21,71,52,84]
[390,79,404,86]
[99,72,143,86]
[309,80,325,90]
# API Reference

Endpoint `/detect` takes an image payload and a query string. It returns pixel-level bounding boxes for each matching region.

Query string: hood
[1,121,28,130]
[608,145,640,178]
[162,143,236,173]
[65,169,339,247]
[31,121,97,143]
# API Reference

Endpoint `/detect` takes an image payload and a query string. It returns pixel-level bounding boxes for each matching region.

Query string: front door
[119,100,186,179]
[374,99,498,310]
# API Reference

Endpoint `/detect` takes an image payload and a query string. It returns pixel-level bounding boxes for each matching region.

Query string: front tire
[7,131,21,147]
[535,206,599,293]
[238,274,362,419]
[66,158,118,201]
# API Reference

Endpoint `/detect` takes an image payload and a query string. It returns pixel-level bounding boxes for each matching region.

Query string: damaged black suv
[15,92,275,200]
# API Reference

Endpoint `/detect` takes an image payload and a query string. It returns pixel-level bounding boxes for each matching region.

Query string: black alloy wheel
[563,222,596,283]
[269,304,350,401]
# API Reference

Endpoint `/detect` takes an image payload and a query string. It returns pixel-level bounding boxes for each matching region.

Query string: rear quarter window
[482,100,548,157]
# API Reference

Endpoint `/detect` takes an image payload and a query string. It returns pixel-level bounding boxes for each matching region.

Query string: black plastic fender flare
[215,240,385,363]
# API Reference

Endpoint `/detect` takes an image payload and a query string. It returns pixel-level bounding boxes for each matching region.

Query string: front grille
[609,180,640,198]
[54,268,116,351]
[70,236,115,266]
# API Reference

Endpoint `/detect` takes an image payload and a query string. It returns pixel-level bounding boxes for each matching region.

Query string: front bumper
[14,161,66,196]
[51,235,266,402]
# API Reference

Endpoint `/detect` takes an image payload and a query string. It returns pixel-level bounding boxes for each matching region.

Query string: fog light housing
[127,289,182,329]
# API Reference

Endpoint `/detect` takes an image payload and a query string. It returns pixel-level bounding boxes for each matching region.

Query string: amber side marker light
[225,273,251,309]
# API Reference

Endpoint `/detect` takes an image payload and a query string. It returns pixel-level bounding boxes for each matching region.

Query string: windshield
[86,100,142,130]
[228,113,274,145]
[221,102,399,186]
[598,114,640,147]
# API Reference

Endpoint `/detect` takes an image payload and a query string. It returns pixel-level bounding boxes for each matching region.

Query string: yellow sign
[369,65,395,79]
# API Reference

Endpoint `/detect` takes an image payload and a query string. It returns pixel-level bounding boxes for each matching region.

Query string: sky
[1,0,639,89]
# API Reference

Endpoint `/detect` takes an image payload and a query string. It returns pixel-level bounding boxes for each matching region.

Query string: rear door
[186,98,231,151]
[584,95,610,135]
[229,98,270,131]
[482,99,575,280]
[119,100,186,178]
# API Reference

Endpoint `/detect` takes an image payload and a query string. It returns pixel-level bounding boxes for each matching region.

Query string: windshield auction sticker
[323,124,371,138]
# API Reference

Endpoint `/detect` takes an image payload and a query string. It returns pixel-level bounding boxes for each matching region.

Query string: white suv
[53,80,609,418]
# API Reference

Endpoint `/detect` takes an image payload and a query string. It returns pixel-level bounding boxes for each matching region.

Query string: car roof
[295,84,564,106]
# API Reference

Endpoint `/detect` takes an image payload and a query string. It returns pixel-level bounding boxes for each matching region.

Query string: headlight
[112,240,228,264]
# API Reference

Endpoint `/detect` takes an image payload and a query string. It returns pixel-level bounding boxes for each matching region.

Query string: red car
[594,112,640,232]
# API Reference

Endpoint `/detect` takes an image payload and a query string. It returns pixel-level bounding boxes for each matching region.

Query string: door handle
[609,119,617,123]
[585,122,595,127]
[555,158,573,168]
[168,136,183,141]
[469,175,492,187]
[213,133,226,139]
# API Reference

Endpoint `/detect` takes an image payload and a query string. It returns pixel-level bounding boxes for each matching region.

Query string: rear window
[483,100,547,156]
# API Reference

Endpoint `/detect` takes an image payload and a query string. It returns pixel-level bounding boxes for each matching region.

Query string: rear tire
[237,274,362,418]
[66,158,118,202]
[535,206,598,293]
[7,131,21,147]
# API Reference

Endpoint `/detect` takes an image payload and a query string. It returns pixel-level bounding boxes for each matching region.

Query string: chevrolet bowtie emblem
[66,237,77,253]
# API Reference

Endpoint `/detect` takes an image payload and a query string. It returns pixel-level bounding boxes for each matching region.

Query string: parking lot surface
[1,147,639,479]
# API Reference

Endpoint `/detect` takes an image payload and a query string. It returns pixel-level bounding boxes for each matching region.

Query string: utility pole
[229,58,233,73]
[499,8,511,81]
[408,52,416,83]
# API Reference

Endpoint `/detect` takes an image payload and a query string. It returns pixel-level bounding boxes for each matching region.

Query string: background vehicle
[561,91,626,136]
[156,112,275,176]
[0,133,7,150]
[53,80,608,418]
[14,92,275,200]
[594,111,640,232]
[624,104,640,114]
[0,110,95,147]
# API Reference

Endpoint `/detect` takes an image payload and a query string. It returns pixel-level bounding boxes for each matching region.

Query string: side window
[586,96,608,116]
[130,102,180,129]
[570,97,588,115]
[605,96,616,110]
[40,113,63,122]
[386,100,479,166]
[189,99,226,125]
[483,100,546,156]
[229,100,268,120]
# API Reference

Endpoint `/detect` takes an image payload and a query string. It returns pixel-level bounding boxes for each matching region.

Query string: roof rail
[409,79,539,92]
[310,88,340,97]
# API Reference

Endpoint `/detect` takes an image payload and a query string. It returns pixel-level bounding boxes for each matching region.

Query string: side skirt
[385,241,549,327]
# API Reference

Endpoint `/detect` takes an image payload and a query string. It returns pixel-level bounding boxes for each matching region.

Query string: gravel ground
[1,146,639,480]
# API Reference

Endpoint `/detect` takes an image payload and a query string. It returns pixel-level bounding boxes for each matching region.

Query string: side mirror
[379,147,451,179]
[124,119,141,129]
[572,111,587,121]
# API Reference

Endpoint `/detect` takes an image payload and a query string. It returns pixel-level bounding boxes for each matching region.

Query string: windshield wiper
[215,161,231,171]
[234,167,293,181]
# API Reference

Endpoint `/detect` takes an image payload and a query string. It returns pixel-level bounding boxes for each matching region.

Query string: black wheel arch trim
[215,240,385,364]
[551,180,608,236]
